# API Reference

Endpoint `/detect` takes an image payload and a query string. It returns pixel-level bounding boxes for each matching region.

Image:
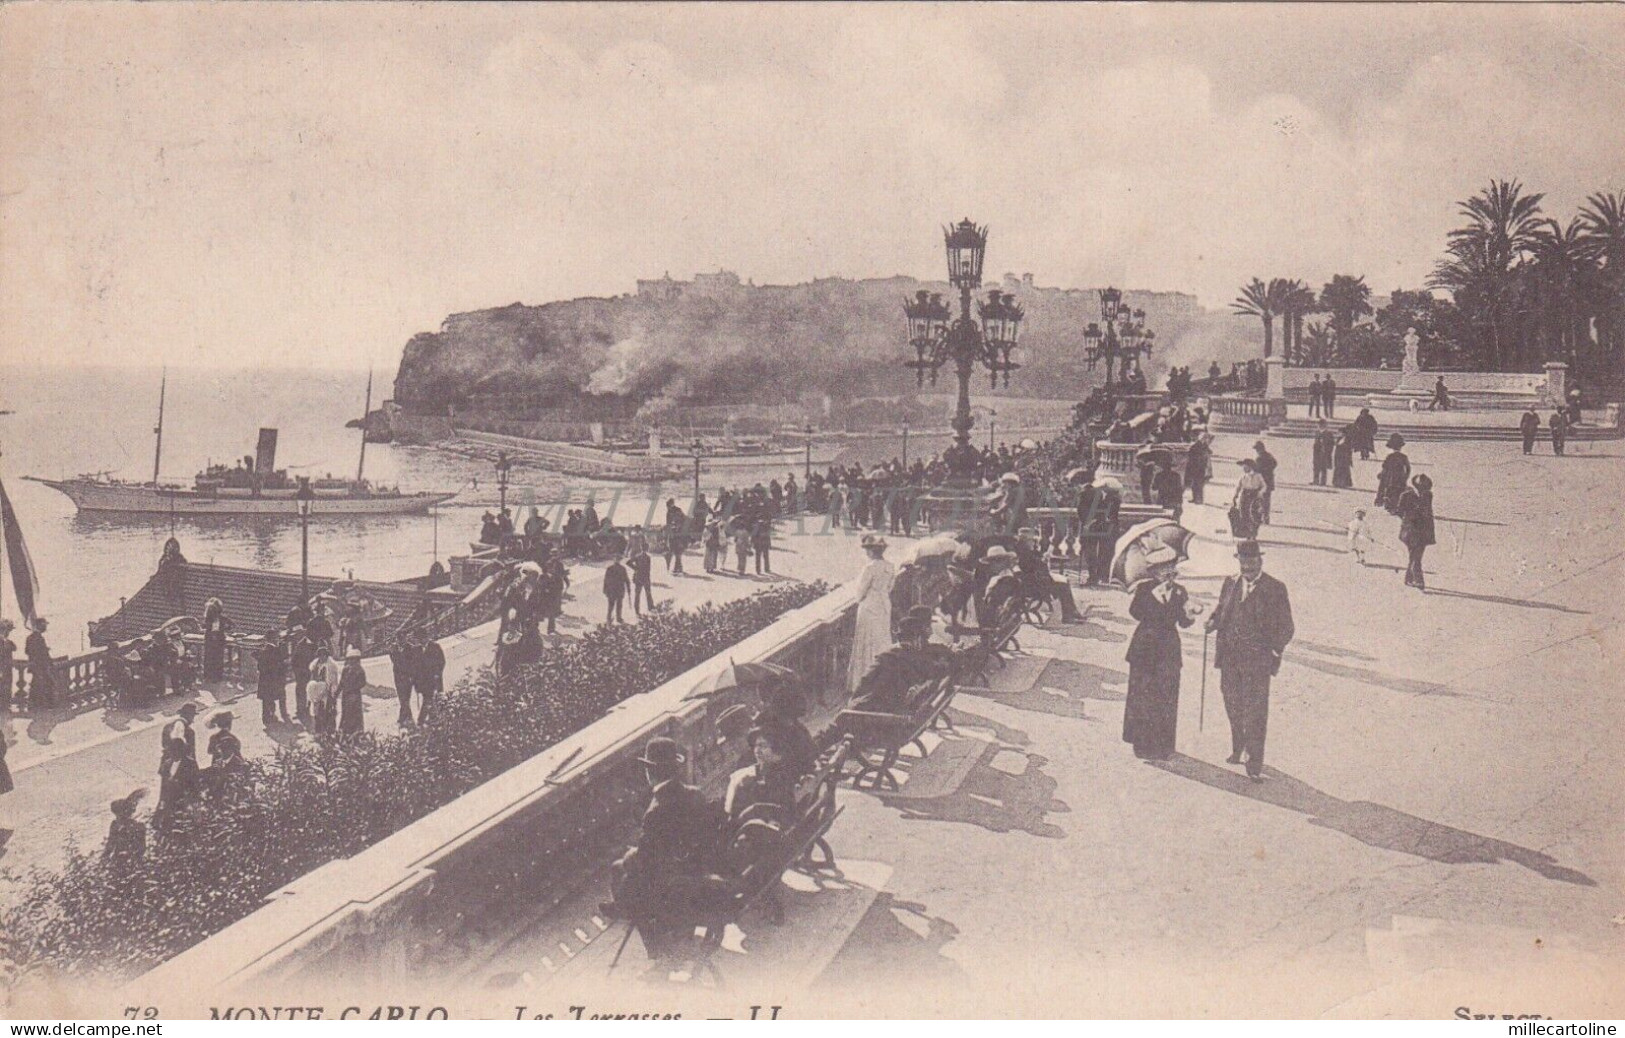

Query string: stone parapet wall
[133,584,862,1004]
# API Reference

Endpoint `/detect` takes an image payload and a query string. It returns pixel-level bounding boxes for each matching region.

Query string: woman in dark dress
[201,598,230,682]
[337,648,368,736]
[1122,549,1202,761]
[1375,434,1411,515]
[1331,427,1355,489]
[1397,473,1436,590]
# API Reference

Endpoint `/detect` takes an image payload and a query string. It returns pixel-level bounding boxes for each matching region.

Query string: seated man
[604,738,728,963]
[849,607,955,714]
[980,547,1025,624]
[1015,528,1081,623]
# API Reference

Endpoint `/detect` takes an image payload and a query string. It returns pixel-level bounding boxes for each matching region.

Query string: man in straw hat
[1204,540,1295,781]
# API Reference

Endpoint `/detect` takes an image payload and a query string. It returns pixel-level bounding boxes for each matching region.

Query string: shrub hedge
[0,582,829,983]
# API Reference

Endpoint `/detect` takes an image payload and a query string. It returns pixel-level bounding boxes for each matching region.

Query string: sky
[2,2,1622,372]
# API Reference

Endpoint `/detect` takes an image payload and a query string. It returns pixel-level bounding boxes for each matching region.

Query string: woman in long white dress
[847,534,896,691]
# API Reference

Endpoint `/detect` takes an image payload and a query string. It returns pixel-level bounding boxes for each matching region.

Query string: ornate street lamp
[803,422,814,481]
[1083,289,1154,390]
[495,451,512,515]
[902,218,1026,485]
[691,438,704,503]
[296,478,315,599]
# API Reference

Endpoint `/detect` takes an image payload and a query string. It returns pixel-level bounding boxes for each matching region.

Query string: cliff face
[391,277,1235,415]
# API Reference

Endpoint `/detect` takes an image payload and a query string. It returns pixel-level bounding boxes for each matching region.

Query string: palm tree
[1301,321,1336,368]
[1232,278,1277,358]
[1528,218,1593,371]
[1429,179,1545,370]
[1279,280,1319,365]
[1318,274,1373,335]
[1578,191,1624,375]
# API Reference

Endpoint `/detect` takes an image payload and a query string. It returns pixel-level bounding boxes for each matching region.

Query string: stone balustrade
[133,584,864,1004]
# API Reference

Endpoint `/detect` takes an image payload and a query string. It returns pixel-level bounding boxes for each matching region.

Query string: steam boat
[30,373,457,517]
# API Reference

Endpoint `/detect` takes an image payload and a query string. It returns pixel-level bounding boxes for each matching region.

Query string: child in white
[1346,509,1375,564]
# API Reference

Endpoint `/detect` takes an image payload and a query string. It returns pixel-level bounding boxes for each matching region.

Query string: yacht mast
[355,368,373,486]
[151,367,167,485]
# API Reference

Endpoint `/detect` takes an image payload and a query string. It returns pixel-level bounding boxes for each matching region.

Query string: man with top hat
[1205,540,1295,780]
[158,702,200,810]
[604,736,727,962]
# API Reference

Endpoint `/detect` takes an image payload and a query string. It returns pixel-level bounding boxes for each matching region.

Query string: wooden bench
[637,738,854,984]
[835,676,959,792]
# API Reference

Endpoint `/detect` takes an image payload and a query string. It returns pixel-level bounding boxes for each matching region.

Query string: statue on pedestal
[1402,328,1421,377]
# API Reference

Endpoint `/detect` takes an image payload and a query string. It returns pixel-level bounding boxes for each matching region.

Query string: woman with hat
[201,597,231,683]
[1396,473,1436,590]
[337,647,368,736]
[847,533,896,691]
[25,617,56,710]
[1230,460,1267,539]
[104,789,148,869]
[1122,545,1203,761]
[1375,434,1411,515]
[1331,426,1356,489]
[205,711,245,791]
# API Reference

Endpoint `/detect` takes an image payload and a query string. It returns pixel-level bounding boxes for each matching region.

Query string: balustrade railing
[4,636,255,716]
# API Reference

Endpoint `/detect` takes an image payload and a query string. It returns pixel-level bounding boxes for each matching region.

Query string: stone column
[1543,361,1569,408]
[1265,356,1286,402]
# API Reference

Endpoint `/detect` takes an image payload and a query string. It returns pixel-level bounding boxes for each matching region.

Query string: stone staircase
[1269,410,1621,441]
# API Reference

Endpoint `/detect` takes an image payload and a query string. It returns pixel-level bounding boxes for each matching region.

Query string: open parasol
[898,533,964,566]
[1110,518,1195,589]
[686,659,799,700]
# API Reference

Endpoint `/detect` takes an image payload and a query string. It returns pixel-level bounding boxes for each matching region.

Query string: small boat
[30,371,457,517]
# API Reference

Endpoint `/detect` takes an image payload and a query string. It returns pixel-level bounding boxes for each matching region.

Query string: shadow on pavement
[944,706,1033,747]
[884,746,1069,839]
[1424,588,1588,614]
[1286,653,1458,698]
[1153,754,1595,886]
[813,894,964,995]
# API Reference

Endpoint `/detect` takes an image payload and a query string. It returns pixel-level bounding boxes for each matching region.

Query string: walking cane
[1200,629,1209,732]
[606,919,636,975]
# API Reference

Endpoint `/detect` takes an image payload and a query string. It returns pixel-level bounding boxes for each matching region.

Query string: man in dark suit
[1311,420,1336,486]
[1322,373,1338,418]
[1205,540,1295,780]
[1519,408,1541,454]
[602,555,629,625]
[1252,442,1278,524]
[414,634,444,724]
[1549,410,1568,456]
[1077,475,1121,586]
[605,737,725,961]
